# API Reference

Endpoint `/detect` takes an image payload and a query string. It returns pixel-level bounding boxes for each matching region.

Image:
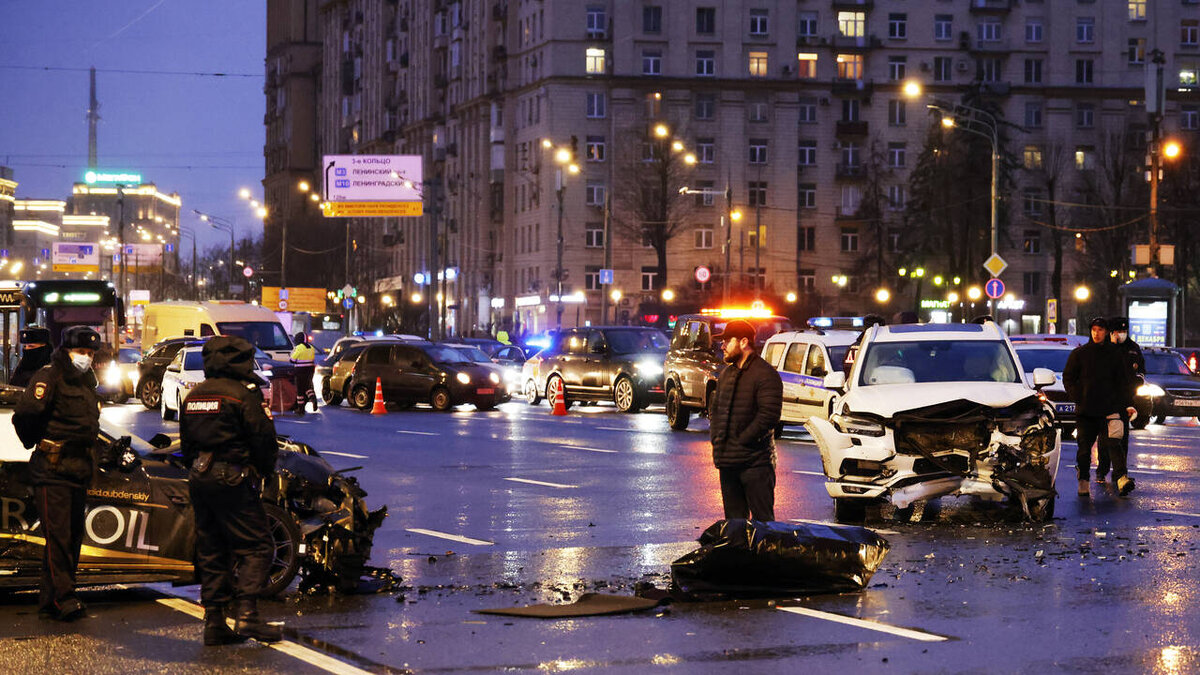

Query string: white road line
[596,426,634,432]
[788,518,900,537]
[791,470,827,477]
[405,528,495,546]
[1152,510,1200,519]
[1127,468,1166,475]
[560,445,618,454]
[503,477,579,489]
[396,430,438,436]
[155,597,373,675]
[777,606,950,642]
[321,450,369,459]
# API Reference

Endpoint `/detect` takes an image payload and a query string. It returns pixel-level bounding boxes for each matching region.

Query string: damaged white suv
[809,321,1061,523]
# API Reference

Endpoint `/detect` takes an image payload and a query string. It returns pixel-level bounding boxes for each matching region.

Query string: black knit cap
[61,326,101,350]
[1089,316,1109,330]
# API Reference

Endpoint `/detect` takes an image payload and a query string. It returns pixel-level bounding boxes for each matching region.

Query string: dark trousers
[34,484,86,614]
[189,478,273,608]
[1076,415,1127,482]
[718,464,776,522]
[294,365,316,410]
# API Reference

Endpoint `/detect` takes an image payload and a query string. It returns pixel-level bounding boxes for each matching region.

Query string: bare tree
[1023,142,1072,303]
[1076,129,1146,313]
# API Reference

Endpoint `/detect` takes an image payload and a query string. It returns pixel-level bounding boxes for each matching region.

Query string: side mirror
[167,364,181,373]
[1032,367,1057,389]
[812,367,827,379]
[823,371,847,390]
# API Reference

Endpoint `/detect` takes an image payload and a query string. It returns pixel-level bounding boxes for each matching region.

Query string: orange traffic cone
[551,378,568,416]
[370,377,387,415]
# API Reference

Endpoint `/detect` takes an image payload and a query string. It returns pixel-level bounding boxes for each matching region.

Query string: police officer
[1097,317,1145,483]
[11,326,54,387]
[179,336,282,645]
[289,331,317,415]
[11,326,102,621]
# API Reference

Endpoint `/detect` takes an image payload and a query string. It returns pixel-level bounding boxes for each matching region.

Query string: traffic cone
[551,378,568,416]
[370,377,387,415]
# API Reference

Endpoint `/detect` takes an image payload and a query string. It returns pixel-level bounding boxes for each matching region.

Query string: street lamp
[545,138,580,329]
[193,210,236,300]
[874,288,891,304]
[661,288,675,302]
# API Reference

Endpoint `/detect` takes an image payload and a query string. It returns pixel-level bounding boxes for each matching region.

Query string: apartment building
[267,0,1199,335]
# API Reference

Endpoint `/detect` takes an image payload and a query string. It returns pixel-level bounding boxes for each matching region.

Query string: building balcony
[831,78,873,97]
[968,0,1013,13]
[979,81,1011,96]
[836,120,869,137]
[835,163,865,180]
[829,34,881,51]
[796,35,826,48]
[970,38,1012,53]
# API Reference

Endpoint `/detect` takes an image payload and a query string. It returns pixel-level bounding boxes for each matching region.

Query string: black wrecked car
[346,342,507,411]
[0,412,385,595]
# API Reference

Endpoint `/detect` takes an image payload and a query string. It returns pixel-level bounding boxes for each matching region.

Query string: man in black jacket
[10,326,53,387]
[11,326,102,621]
[179,336,282,645]
[709,320,783,521]
[1097,316,1145,483]
[1063,317,1137,498]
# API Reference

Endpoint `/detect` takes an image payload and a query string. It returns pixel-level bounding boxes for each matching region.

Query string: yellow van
[141,301,294,360]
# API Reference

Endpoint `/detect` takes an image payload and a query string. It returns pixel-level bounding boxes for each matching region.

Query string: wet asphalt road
[2,399,1200,674]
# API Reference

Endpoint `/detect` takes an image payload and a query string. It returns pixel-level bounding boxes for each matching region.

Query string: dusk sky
[0,0,266,251]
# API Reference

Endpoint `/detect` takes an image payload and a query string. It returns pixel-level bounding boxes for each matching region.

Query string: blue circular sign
[985,278,1005,299]
[343,298,355,309]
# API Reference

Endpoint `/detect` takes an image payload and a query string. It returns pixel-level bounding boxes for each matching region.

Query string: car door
[161,350,184,409]
[799,344,833,421]
[671,321,699,400]
[355,345,390,396]
[777,340,809,423]
[580,330,610,393]
[557,330,588,393]
[394,345,435,402]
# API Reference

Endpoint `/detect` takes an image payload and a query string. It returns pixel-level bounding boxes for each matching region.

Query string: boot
[233,598,282,643]
[1077,480,1089,497]
[1117,475,1136,497]
[203,606,247,646]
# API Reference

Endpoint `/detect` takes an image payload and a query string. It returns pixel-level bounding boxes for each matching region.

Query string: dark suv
[346,342,507,411]
[136,337,193,409]
[663,313,792,430]
[521,326,670,412]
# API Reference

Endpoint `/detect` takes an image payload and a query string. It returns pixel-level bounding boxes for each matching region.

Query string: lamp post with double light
[193,210,235,299]
[541,138,581,329]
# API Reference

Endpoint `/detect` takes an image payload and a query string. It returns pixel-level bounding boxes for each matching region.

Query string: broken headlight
[831,412,885,437]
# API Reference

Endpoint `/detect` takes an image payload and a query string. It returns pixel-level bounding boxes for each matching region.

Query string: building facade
[266,0,1199,336]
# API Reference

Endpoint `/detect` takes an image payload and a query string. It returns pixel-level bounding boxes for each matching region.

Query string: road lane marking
[1152,510,1200,519]
[396,430,438,436]
[791,470,826,477]
[560,445,618,454]
[788,518,900,537]
[321,450,369,459]
[777,606,950,642]
[406,528,495,546]
[155,597,373,674]
[503,477,579,489]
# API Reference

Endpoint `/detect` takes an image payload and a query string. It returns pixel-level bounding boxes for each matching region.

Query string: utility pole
[555,167,566,329]
[753,203,762,301]
[1147,48,1166,277]
[117,184,126,300]
[426,176,442,341]
[724,183,733,303]
[600,192,612,324]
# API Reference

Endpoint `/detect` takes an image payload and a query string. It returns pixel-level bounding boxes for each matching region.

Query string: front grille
[912,455,970,475]
[894,422,988,456]
[1166,389,1200,399]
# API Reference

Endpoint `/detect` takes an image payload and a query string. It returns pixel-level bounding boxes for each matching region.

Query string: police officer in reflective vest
[289,331,317,415]
[179,336,282,645]
[11,326,102,621]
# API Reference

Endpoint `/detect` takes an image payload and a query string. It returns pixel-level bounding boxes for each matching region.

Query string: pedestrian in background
[179,336,282,645]
[1063,317,1137,498]
[289,331,317,415]
[709,319,783,522]
[1097,316,1145,484]
[11,326,102,621]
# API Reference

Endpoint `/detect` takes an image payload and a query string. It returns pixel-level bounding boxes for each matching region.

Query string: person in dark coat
[709,320,784,521]
[1097,316,1145,483]
[1063,317,1137,498]
[10,326,54,387]
[11,326,102,621]
[179,336,282,645]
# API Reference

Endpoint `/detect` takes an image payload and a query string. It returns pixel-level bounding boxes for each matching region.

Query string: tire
[1152,414,1166,426]
[109,391,130,405]
[139,378,162,410]
[350,385,373,411]
[260,503,302,597]
[160,397,176,421]
[666,387,690,431]
[525,379,542,405]
[321,377,342,406]
[546,375,572,410]
[834,498,868,524]
[1130,415,1149,430]
[430,386,453,411]
[613,376,638,413]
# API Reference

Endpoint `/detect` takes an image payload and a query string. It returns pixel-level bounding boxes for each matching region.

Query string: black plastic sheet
[670,519,890,596]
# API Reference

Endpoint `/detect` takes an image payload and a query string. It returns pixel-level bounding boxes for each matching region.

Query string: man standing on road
[11,326,102,622]
[1097,316,1145,483]
[290,332,318,415]
[179,336,282,645]
[1063,317,1137,498]
[709,320,783,522]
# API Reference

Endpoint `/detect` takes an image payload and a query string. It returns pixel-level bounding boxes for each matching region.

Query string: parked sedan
[136,337,192,409]
[1012,342,1076,433]
[159,345,272,421]
[442,343,515,399]
[522,326,670,412]
[346,342,506,411]
[1137,348,1200,424]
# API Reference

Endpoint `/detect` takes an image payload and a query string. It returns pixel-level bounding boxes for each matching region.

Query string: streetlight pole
[117,184,126,300]
[179,227,197,300]
[1148,48,1166,277]
[193,210,236,299]
[600,192,612,324]
[555,168,565,329]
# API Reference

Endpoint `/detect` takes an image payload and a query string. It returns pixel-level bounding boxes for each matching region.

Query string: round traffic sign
[694,266,712,284]
[985,278,1005,299]
[343,297,355,309]
[278,299,288,310]
[243,266,253,278]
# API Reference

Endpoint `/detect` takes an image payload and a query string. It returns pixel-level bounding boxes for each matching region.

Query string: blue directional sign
[1,250,8,258]
[342,298,355,309]
[165,243,174,253]
[599,268,614,285]
[985,278,1005,300]
[41,248,50,258]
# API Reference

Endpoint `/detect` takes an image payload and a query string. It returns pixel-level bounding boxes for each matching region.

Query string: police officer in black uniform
[11,326,102,621]
[10,326,54,387]
[178,336,282,645]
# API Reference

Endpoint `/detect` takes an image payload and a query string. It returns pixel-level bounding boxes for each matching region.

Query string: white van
[761,329,858,425]
[141,301,294,360]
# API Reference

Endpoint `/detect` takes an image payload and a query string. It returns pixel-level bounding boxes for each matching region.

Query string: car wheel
[430,386,453,411]
[160,396,176,421]
[546,375,572,409]
[109,391,131,405]
[1152,414,1167,426]
[350,385,373,411]
[525,380,542,405]
[260,503,302,597]
[139,379,162,410]
[1130,415,1149,430]
[834,498,868,524]
[613,376,638,413]
[666,387,690,431]
[321,377,342,406]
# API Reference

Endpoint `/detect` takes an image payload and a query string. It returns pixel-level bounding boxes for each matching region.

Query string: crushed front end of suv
[809,322,1061,523]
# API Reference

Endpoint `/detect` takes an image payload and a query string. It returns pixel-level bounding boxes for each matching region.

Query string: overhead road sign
[52,242,100,273]
[322,154,424,218]
[322,201,423,217]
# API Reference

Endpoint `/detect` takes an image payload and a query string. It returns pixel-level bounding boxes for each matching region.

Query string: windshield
[118,348,141,364]
[1015,348,1071,373]
[183,350,204,371]
[828,346,850,369]
[1145,353,1193,376]
[451,346,492,363]
[309,330,343,352]
[216,321,292,351]
[858,340,1021,385]
[424,345,471,364]
[605,329,670,354]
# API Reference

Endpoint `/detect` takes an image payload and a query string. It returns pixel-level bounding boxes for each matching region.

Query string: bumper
[448,383,510,406]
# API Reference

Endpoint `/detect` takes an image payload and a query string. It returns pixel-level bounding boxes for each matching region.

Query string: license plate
[1055,403,1075,413]
[476,388,495,395]
[1176,398,1200,407]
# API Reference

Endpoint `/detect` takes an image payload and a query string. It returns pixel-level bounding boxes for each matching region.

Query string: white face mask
[69,353,93,372]
[1112,331,1127,344]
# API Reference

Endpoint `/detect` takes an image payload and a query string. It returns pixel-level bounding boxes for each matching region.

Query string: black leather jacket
[12,349,101,486]
[709,351,783,469]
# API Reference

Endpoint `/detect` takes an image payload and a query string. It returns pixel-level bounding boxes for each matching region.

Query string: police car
[760,329,858,426]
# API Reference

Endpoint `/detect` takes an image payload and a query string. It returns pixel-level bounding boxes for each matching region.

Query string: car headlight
[103,365,122,386]
[634,360,663,377]
[489,372,501,385]
[181,380,198,389]
[831,412,886,437]
[456,372,471,385]
[1137,383,1165,397]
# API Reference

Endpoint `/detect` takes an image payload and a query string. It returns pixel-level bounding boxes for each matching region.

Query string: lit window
[838,11,865,38]
[1129,38,1146,64]
[748,51,768,77]
[837,54,863,79]
[585,48,606,74]
[1129,0,1147,21]
[1023,145,1043,170]
[797,53,818,79]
